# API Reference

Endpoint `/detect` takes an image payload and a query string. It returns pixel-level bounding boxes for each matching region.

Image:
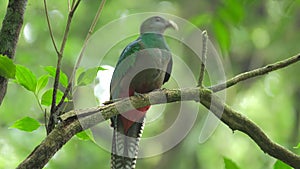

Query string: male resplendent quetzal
[110,16,178,169]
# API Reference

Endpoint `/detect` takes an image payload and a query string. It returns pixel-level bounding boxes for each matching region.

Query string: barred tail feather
[111,116,145,169]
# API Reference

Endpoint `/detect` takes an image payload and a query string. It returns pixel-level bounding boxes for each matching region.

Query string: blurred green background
[0,0,300,168]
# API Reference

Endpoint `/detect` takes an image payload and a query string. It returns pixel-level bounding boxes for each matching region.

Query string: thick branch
[17,88,300,169]
[0,0,27,105]
[199,91,300,168]
[209,53,300,92]
[17,119,82,169]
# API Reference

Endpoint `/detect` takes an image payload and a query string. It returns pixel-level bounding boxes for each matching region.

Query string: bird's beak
[167,20,178,31]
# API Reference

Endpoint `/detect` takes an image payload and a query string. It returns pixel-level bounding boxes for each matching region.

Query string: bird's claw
[133,91,144,98]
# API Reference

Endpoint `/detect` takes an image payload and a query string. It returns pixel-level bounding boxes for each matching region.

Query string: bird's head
[140,16,178,34]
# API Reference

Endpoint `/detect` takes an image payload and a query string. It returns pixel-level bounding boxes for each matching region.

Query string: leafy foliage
[0,55,16,79]
[212,19,230,57]
[36,74,49,94]
[15,65,37,92]
[77,66,106,86]
[41,89,67,106]
[76,129,96,142]
[44,66,68,87]
[10,116,41,132]
[224,157,241,169]
[273,160,292,169]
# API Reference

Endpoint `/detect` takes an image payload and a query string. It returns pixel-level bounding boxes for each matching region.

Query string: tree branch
[17,119,82,169]
[0,0,28,105]
[43,0,59,55]
[209,53,300,92]
[47,0,82,134]
[197,30,208,87]
[55,0,107,112]
[199,91,300,168]
[16,87,300,168]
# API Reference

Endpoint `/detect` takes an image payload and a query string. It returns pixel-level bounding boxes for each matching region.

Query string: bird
[110,16,178,169]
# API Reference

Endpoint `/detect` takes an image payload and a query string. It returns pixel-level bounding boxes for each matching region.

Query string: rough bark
[17,88,300,169]
[0,0,28,105]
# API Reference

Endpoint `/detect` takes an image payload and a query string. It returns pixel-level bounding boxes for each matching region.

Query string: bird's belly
[131,68,165,93]
[131,49,171,93]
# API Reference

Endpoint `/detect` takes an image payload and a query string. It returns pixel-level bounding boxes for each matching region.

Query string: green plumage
[110,33,171,99]
[110,16,177,169]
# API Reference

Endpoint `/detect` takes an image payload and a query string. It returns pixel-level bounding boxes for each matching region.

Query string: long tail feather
[111,116,145,169]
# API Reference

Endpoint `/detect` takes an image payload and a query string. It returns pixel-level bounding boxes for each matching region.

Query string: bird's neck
[140,33,168,49]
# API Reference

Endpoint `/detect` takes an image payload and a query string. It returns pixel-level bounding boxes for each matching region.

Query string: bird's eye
[155,17,161,22]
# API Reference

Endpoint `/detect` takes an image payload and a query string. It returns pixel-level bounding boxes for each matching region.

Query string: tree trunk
[0,0,28,105]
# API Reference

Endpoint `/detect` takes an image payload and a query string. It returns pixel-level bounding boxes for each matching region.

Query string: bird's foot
[133,91,144,98]
[103,98,122,105]
[152,88,166,92]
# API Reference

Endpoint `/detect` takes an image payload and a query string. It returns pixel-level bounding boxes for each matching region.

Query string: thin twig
[34,92,49,133]
[70,0,76,10]
[44,109,48,133]
[55,0,106,113]
[47,0,82,134]
[50,0,81,108]
[34,93,45,113]
[71,0,81,14]
[51,0,80,109]
[59,1,80,57]
[73,0,106,72]
[197,30,208,87]
[55,83,72,112]
[43,0,59,55]
[209,53,300,92]
[68,0,71,11]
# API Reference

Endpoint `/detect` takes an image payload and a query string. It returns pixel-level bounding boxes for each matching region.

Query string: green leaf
[41,89,67,106]
[224,157,241,169]
[218,0,244,26]
[44,66,68,87]
[190,14,212,27]
[10,116,41,132]
[213,19,230,57]
[0,55,16,79]
[75,67,85,85]
[36,75,49,93]
[15,65,37,92]
[77,67,106,86]
[76,129,95,142]
[294,143,300,149]
[273,160,292,169]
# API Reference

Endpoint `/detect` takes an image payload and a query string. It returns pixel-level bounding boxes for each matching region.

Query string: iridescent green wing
[110,38,144,99]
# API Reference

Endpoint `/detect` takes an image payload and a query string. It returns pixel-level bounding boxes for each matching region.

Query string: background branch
[55,0,106,113]
[197,30,208,87]
[0,0,28,105]
[209,53,300,92]
[47,0,82,134]
[199,91,300,168]
[43,0,59,55]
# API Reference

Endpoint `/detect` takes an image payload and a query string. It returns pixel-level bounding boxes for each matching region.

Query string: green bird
[110,16,178,169]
